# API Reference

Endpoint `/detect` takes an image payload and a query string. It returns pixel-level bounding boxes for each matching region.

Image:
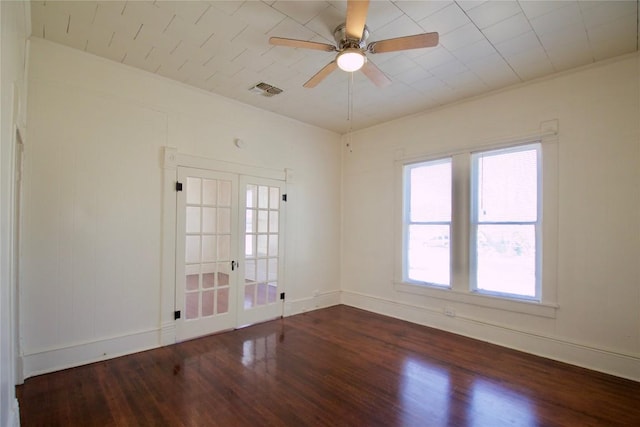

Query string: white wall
[1,1,29,425]
[341,53,640,380]
[21,38,342,378]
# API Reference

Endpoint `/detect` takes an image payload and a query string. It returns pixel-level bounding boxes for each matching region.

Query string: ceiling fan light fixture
[336,48,366,72]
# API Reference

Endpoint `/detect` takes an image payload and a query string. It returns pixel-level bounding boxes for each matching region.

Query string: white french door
[237,176,286,327]
[175,168,285,341]
[176,168,239,341]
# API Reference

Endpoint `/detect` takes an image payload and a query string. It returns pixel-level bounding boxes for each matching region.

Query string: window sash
[403,158,452,287]
[470,143,542,300]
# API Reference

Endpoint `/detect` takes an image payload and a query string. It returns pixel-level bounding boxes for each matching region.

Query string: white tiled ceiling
[30,0,639,133]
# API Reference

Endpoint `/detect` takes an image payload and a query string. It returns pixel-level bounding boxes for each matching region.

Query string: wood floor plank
[17,305,640,426]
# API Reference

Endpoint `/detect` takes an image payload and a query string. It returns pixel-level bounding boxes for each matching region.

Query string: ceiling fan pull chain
[347,72,354,153]
[348,72,354,124]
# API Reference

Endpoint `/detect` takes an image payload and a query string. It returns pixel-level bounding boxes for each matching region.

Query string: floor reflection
[400,357,538,427]
[469,378,536,427]
[241,333,277,374]
[400,357,451,427]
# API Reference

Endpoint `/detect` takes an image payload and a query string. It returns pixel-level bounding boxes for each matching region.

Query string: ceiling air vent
[249,82,283,97]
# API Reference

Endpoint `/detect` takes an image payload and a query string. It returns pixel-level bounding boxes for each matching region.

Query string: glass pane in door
[243,184,281,312]
[185,176,233,320]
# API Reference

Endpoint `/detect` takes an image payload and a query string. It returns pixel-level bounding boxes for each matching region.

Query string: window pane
[267,282,278,304]
[202,235,216,262]
[257,282,267,306]
[244,284,256,309]
[202,179,217,206]
[217,235,230,261]
[476,224,536,297]
[245,209,255,233]
[217,287,229,314]
[203,272,215,289]
[217,263,230,286]
[407,224,450,286]
[186,207,200,233]
[186,292,199,319]
[186,177,201,205]
[257,211,268,233]
[409,159,451,222]
[202,290,214,316]
[245,235,255,258]
[475,147,537,222]
[258,186,269,209]
[246,185,257,208]
[245,259,256,282]
[217,207,231,233]
[256,259,267,282]
[202,207,216,233]
[268,258,278,281]
[186,274,199,291]
[218,180,231,207]
[257,235,268,257]
[185,236,200,263]
[269,187,280,210]
[268,235,278,257]
[269,211,279,233]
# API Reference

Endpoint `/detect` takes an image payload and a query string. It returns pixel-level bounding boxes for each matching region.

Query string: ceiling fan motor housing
[334,23,369,51]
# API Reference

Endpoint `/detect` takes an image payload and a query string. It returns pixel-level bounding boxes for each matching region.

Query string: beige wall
[341,53,640,380]
[21,38,342,377]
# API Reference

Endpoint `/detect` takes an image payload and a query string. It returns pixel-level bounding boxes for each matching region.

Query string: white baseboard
[21,291,636,382]
[22,328,160,379]
[284,290,341,317]
[341,290,640,382]
[21,291,342,379]
[160,321,176,346]
[10,398,20,427]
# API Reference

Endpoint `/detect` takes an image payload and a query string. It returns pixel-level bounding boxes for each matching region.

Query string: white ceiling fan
[269,0,439,88]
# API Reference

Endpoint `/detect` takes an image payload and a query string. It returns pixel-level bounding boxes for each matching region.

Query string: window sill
[394,281,558,318]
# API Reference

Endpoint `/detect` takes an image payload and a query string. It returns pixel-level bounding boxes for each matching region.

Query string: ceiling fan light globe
[337,49,366,72]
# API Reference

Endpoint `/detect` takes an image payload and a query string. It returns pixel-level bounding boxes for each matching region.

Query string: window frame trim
[393,126,559,318]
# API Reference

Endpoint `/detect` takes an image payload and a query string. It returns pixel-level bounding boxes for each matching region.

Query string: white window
[397,134,558,316]
[403,158,452,287]
[470,144,541,300]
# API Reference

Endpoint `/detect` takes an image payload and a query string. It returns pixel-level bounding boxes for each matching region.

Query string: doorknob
[231,260,237,271]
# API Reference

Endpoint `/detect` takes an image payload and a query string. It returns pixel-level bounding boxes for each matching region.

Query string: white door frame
[13,129,25,384]
[160,147,287,344]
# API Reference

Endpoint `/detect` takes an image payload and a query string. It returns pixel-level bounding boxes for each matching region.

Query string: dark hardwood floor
[17,305,640,426]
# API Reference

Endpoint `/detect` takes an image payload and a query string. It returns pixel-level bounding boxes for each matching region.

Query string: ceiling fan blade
[361,60,391,88]
[269,37,336,52]
[346,0,369,40]
[369,32,439,54]
[304,61,339,88]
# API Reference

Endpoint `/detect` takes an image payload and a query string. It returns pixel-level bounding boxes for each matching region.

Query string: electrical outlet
[444,306,456,317]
